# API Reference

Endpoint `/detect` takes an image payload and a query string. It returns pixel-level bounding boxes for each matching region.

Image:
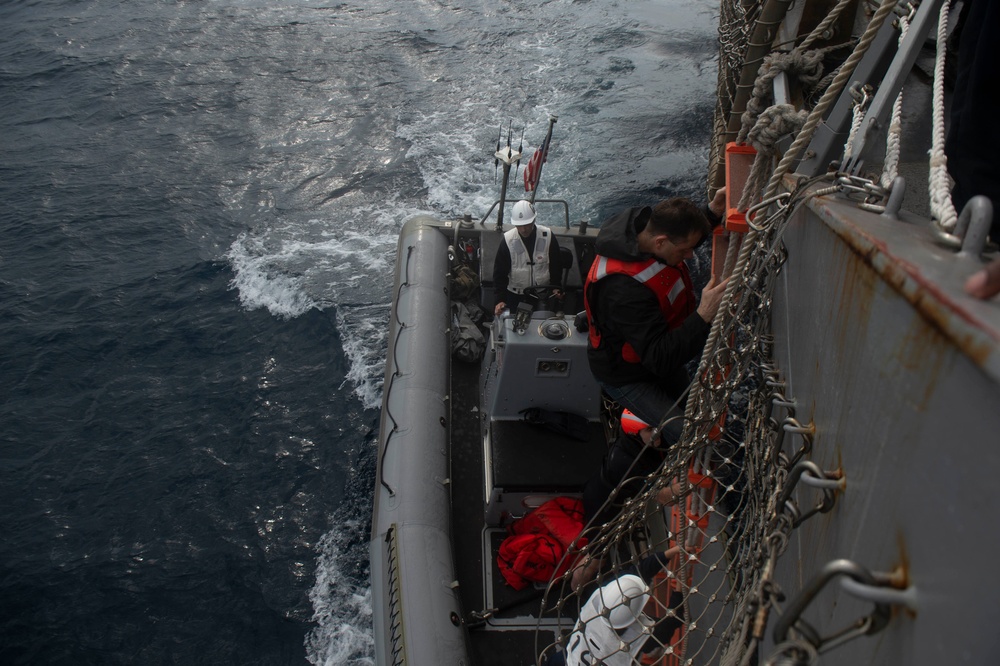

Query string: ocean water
[0,0,717,663]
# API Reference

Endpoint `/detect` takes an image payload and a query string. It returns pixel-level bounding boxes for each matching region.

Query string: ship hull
[764,190,1000,663]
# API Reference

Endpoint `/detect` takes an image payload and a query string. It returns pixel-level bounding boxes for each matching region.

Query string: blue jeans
[598,380,685,445]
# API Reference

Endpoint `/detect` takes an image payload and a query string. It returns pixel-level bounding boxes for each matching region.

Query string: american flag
[523,134,550,192]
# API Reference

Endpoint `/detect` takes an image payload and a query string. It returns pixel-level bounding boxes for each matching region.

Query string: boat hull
[370,216,467,666]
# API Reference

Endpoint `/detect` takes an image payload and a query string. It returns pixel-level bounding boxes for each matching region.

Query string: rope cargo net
[536,1,928,664]
[708,0,762,195]
[539,179,825,666]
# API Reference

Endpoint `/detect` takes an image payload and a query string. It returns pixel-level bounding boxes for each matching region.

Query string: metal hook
[882,175,906,219]
[746,192,793,232]
[781,417,815,467]
[773,559,892,652]
[841,576,918,612]
[799,467,846,491]
[956,196,994,259]
[776,460,840,527]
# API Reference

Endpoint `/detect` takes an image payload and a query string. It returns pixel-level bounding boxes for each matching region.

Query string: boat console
[479,306,605,525]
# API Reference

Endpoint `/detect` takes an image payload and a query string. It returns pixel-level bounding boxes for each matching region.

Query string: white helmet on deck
[590,574,650,629]
[511,200,536,226]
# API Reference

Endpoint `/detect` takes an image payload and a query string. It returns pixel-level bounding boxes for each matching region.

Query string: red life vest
[497,497,587,590]
[584,255,696,363]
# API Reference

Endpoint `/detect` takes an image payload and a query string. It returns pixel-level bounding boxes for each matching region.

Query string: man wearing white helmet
[545,553,684,666]
[493,199,563,316]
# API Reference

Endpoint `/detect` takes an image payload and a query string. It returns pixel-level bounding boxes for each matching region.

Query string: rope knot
[738,105,809,212]
[738,51,827,144]
[747,105,809,152]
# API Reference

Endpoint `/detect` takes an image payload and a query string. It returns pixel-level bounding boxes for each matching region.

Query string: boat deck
[448,222,612,665]
[451,325,606,664]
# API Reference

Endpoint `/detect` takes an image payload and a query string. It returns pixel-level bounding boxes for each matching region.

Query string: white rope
[929,0,958,231]
[881,12,910,190]
[841,86,868,164]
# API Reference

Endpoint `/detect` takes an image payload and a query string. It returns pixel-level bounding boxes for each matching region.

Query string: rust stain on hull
[803,191,999,373]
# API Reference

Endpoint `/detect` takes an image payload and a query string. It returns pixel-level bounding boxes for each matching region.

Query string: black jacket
[585,206,711,396]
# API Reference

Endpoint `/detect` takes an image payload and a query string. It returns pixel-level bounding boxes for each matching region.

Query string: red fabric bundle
[497,497,587,590]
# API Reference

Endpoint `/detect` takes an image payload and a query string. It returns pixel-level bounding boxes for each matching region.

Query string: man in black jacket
[584,190,727,436]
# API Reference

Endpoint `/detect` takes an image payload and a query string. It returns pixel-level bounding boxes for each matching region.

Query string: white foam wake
[227,232,320,320]
[225,205,418,408]
[305,518,374,666]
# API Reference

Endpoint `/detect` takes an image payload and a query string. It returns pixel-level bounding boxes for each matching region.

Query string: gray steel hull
[765,191,1000,663]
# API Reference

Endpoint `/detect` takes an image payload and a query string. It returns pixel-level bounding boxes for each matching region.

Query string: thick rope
[929,0,958,231]
[723,223,742,279]
[841,84,868,164]
[736,39,852,210]
[760,0,899,204]
[739,105,809,211]
[736,0,854,147]
[881,11,910,190]
[797,0,855,52]
[737,50,826,144]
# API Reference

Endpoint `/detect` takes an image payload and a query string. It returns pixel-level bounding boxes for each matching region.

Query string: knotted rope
[929,0,958,231]
[880,10,910,190]
[738,105,809,211]
[841,82,871,165]
[736,50,826,145]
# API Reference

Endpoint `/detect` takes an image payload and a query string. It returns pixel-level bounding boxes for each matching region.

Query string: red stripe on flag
[523,136,549,192]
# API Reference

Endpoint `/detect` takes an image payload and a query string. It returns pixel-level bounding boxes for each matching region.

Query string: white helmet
[593,574,650,629]
[511,200,536,226]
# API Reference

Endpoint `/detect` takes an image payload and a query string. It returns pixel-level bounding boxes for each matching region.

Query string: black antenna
[494,124,502,184]
[514,127,524,179]
[494,119,521,232]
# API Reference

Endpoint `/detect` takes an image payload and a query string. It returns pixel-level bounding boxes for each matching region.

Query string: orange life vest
[585,255,696,363]
[497,497,587,590]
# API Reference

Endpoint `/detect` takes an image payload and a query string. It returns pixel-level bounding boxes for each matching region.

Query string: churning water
[0,0,717,662]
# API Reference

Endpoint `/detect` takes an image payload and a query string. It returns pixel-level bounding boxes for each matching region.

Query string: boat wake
[226,231,321,320]
[305,514,375,666]
[225,203,424,408]
[218,2,721,661]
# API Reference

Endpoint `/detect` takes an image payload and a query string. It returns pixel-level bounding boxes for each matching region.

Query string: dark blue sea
[0,1,716,662]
